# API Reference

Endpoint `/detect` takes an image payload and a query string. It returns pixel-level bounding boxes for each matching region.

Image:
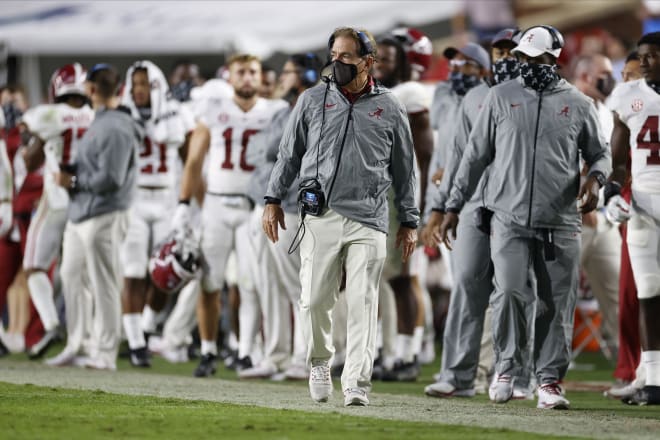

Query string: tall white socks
[122,313,146,349]
[642,350,660,386]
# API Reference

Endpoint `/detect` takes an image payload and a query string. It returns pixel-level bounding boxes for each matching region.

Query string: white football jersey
[22,103,94,208]
[391,81,432,114]
[137,102,195,188]
[197,96,287,195]
[610,79,660,193]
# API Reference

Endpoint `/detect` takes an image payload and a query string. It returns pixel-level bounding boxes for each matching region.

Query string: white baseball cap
[512,25,564,59]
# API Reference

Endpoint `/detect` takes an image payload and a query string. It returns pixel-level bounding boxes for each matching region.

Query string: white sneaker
[489,374,514,403]
[604,381,640,400]
[309,359,332,402]
[284,363,309,380]
[1,332,25,353]
[344,388,369,406]
[45,349,77,367]
[425,381,475,398]
[239,361,278,379]
[149,336,188,363]
[537,382,570,409]
[512,385,535,400]
[84,357,117,371]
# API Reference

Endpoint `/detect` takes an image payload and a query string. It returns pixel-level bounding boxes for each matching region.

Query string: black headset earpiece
[539,25,564,50]
[328,28,374,57]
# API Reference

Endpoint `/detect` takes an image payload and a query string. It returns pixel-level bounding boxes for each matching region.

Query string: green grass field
[2,347,659,439]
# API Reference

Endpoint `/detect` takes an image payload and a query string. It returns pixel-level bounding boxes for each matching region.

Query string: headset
[538,25,564,50]
[328,28,374,57]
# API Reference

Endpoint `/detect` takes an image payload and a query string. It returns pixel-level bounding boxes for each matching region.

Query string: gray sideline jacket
[247,106,300,213]
[68,106,142,223]
[431,80,491,214]
[445,77,611,231]
[266,81,419,233]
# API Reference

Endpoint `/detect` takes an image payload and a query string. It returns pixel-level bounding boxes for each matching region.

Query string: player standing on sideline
[119,60,195,368]
[370,28,434,381]
[172,54,287,378]
[240,53,323,380]
[0,110,13,356]
[605,32,660,405]
[424,29,538,400]
[20,64,94,360]
[52,64,142,370]
[263,27,418,406]
[439,25,611,409]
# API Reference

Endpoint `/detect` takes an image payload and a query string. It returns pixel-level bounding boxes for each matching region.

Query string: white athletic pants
[60,210,128,367]
[299,209,386,391]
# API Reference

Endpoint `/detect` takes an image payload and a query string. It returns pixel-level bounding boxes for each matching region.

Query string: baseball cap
[443,42,490,70]
[512,26,564,59]
[491,28,521,47]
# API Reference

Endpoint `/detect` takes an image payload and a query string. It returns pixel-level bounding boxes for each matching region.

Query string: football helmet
[391,27,433,74]
[148,229,200,294]
[48,63,87,103]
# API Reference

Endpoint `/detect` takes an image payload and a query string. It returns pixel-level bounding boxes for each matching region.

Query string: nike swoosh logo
[325,103,336,108]
[510,103,521,108]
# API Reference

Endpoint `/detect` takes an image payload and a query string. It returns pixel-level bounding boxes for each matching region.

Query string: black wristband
[603,181,622,205]
[431,208,446,214]
[264,196,281,205]
[588,171,607,188]
[446,207,461,214]
[179,199,191,205]
[401,221,418,229]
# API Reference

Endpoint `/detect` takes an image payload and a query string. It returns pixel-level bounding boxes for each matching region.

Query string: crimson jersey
[21,104,94,209]
[609,79,660,193]
[136,101,195,188]
[196,96,287,195]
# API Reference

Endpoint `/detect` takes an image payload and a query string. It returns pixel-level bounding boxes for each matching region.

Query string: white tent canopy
[0,1,461,57]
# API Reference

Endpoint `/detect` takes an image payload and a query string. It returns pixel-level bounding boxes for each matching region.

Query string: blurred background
[0,0,658,105]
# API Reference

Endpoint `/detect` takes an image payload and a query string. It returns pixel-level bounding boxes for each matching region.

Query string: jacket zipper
[527,91,543,228]
[326,103,354,203]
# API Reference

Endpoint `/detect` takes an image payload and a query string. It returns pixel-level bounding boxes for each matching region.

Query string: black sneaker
[234,356,253,373]
[0,338,8,357]
[381,359,420,382]
[129,346,151,368]
[194,353,218,377]
[622,385,660,406]
[28,327,61,359]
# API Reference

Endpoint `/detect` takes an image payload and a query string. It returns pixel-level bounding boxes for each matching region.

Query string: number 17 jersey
[610,79,660,193]
[197,96,287,195]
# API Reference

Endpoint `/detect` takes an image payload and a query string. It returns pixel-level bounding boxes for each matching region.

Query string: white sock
[228,331,239,351]
[642,350,660,386]
[27,271,59,331]
[411,326,424,358]
[141,305,157,334]
[122,314,146,349]
[201,339,217,356]
[396,334,415,363]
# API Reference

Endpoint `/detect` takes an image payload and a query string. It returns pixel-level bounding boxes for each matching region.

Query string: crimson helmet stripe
[49,63,87,103]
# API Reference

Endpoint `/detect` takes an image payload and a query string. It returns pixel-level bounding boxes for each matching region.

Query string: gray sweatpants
[439,206,534,389]
[490,215,580,385]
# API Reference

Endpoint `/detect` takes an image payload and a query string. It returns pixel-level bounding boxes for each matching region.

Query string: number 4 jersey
[21,103,95,209]
[197,96,288,195]
[610,79,660,193]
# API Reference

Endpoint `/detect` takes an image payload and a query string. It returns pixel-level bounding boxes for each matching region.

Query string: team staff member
[263,27,419,407]
[440,26,611,409]
[53,64,142,370]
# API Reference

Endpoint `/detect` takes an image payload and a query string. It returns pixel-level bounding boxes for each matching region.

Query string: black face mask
[520,63,558,92]
[596,74,615,97]
[170,80,194,102]
[492,58,520,85]
[332,60,358,87]
[2,103,23,129]
[450,71,480,96]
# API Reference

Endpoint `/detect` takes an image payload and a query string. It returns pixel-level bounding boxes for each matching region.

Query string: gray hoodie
[68,107,143,223]
[266,81,419,233]
[446,77,611,231]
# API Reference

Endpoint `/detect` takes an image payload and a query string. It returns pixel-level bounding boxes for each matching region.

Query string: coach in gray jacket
[54,64,141,371]
[263,27,418,407]
[439,26,611,410]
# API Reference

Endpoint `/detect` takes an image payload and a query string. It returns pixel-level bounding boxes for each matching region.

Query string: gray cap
[443,42,490,70]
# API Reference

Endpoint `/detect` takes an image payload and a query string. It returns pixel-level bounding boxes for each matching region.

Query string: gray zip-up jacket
[430,81,491,216]
[266,81,419,233]
[247,106,299,213]
[445,77,611,231]
[69,106,142,223]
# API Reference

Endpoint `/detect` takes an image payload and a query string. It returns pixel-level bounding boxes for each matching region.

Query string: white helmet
[512,25,564,59]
